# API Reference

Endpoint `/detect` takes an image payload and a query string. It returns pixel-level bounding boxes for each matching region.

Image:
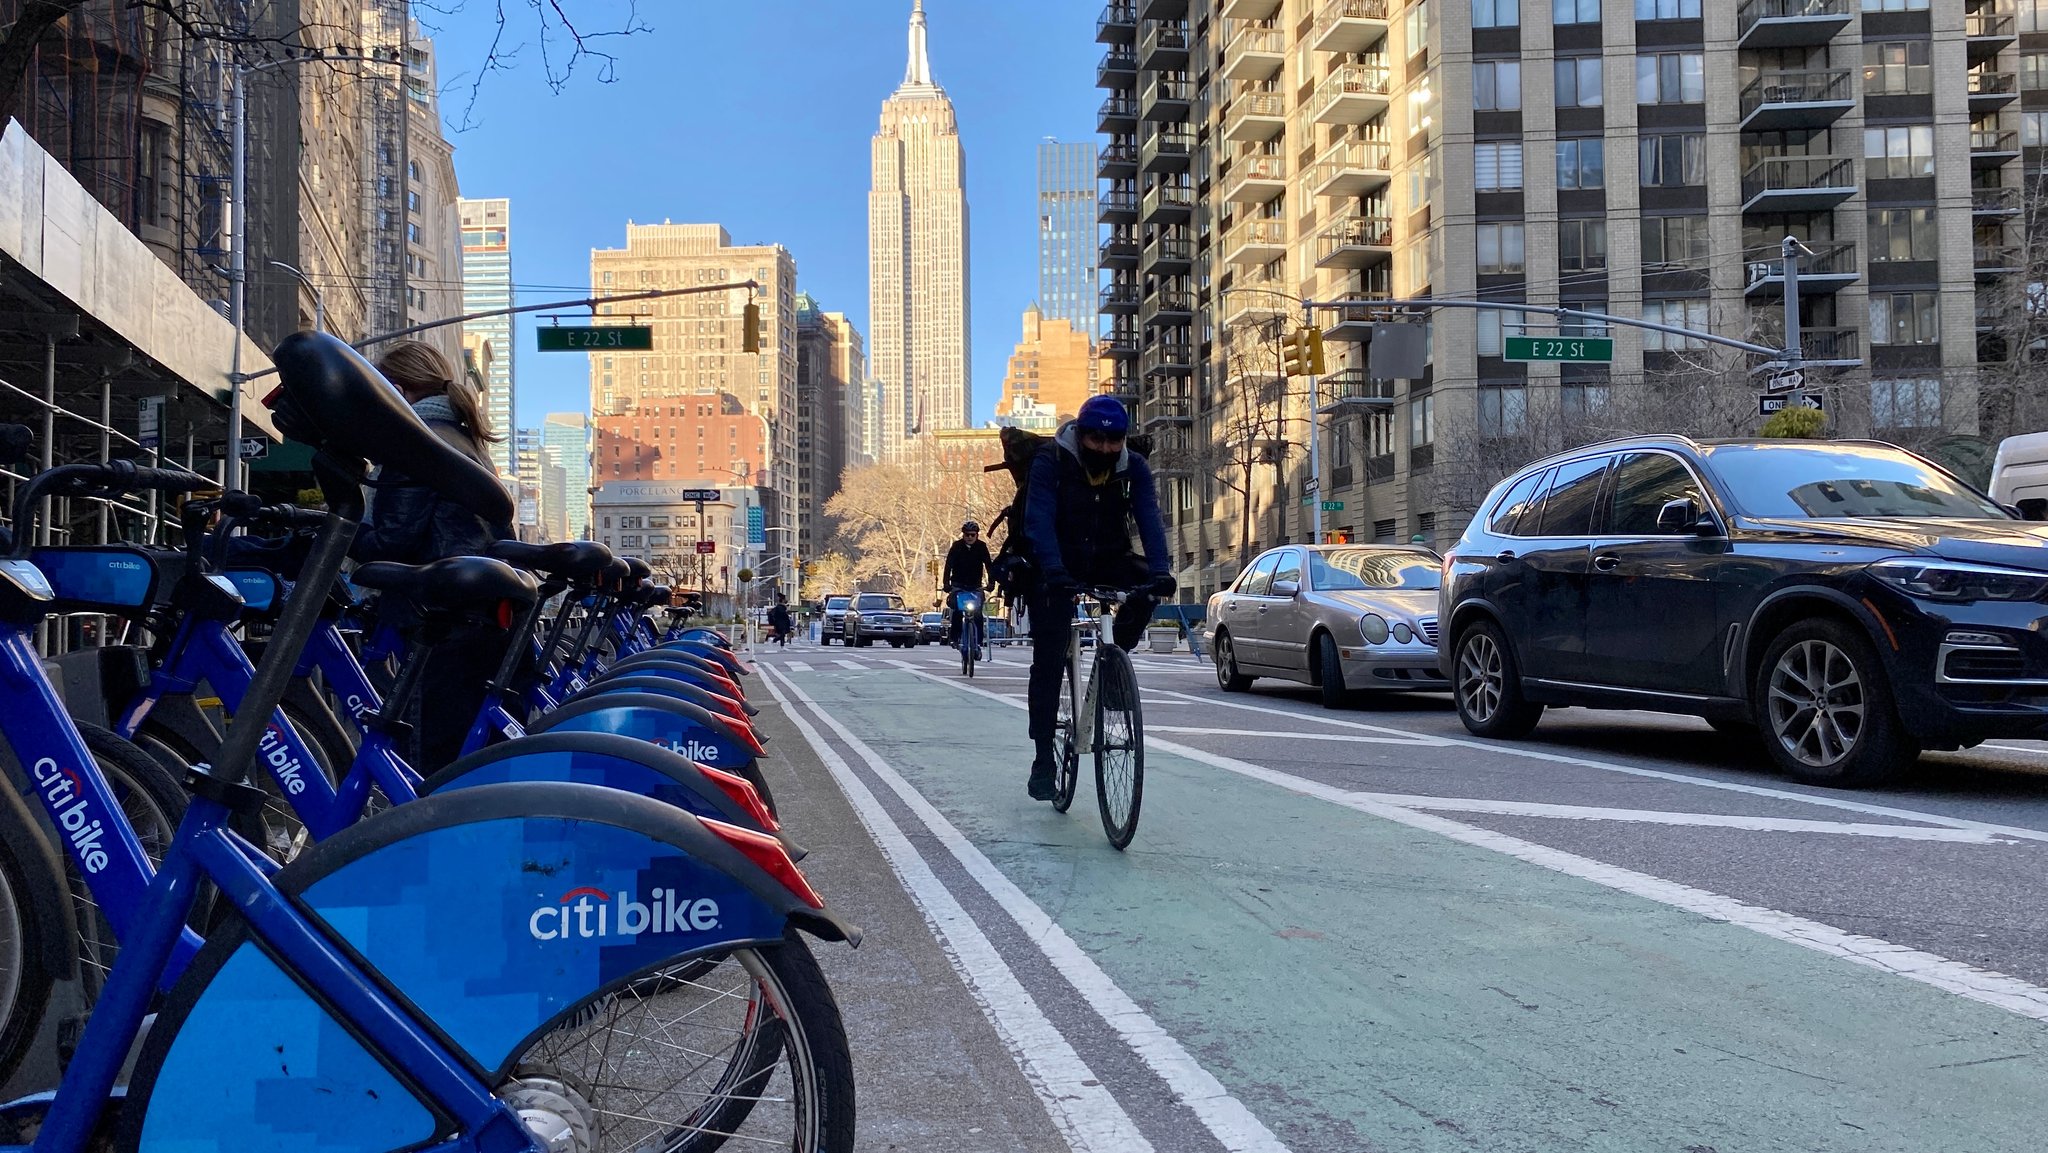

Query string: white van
[1990,432,2048,519]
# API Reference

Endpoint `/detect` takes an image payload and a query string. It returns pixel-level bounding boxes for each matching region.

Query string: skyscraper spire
[904,0,934,89]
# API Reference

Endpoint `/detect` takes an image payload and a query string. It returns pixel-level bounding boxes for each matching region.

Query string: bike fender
[596,661,760,717]
[602,654,749,704]
[658,640,751,678]
[570,678,763,752]
[0,783,76,980]
[530,694,755,771]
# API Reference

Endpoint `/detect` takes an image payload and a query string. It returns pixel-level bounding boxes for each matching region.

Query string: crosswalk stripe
[785,660,813,672]
[835,659,865,671]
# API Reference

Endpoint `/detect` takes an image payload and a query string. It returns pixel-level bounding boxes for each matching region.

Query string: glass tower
[1037,139,1098,334]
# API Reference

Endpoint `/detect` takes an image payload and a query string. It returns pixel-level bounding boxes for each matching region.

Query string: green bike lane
[763,657,2048,1153]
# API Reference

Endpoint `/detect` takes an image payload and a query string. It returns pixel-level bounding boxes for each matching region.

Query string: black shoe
[1027,761,1057,801]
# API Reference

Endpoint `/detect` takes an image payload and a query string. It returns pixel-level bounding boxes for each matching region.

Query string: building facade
[996,304,1105,422]
[870,0,972,457]
[591,481,758,611]
[593,396,769,489]
[394,20,464,369]
[795,296,863,566]
[543,412,592,541]
[1039,138,1101,332]
[459,197,516,476]
[1103,0,2031,599]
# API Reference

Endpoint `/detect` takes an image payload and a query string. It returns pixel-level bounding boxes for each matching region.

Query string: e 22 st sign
[537,325,655,352]
[1503,336,1615,363]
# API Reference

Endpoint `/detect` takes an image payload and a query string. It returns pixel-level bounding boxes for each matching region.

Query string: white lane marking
[1356,794,2008,843]
[785,661,813,673]
[1983,743,2048,759]
[778,666,1295,1153]
[834,659,866,672]
[886,662,2048,1025]
[1149,688,2048,845]
[1151,726,1435,746]
[757,673,1156,1152]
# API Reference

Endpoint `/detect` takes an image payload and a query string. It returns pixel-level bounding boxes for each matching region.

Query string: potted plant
[1146,616,1181,653]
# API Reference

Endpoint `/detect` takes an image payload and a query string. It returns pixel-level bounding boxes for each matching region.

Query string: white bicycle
[1050,587,1145,850]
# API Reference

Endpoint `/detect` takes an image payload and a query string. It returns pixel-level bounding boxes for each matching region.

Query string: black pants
[407,624,511,774]
[1026,586,1156,745]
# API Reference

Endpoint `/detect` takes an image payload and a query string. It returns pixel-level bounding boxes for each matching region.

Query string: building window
[1866,42,1933,95]
[408,159,422,183]
[1473,0,1519,26]
[2026,52,2048,91]
[1862,0,1928,11]
[620,535,642,548]
[1642,298,1710,350]
[1556,138,1605,189]
[2028,0,2048,31]
[1555,0,1599,22]
[1555,57,1602,108]
[406,191,421,214]
[1868,208,1938,262]
[406,223,422,244]
[1561,380,1611,420]
[1476,223,1526,274]
[1639,134,1706,187]
[1477,309,1505,355]
[1871,378,1942,428]
[1865,125,1936,179]
[1636,0,1700,15]
[1869,292,1939,345]
[1409,390,1435,447]
[1474,142,1523,191]
[2023,110,2048,147]
[1558,219,1608,271]
[1478,384,1528,437]
[1635,52,1705,104]
[1640,214,1709,267]
[1473,60,1522,111]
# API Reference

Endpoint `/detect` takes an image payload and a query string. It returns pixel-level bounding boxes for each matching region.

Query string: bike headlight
[963,595,980,612]
[1867,558,2048,603]
[1359,613,1389,645]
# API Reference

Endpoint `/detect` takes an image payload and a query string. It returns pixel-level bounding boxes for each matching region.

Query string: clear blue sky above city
[425,0,1100,429]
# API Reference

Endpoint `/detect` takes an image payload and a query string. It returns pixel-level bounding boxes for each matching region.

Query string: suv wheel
[1755,619,1915,787]
[1453,620,1543,738]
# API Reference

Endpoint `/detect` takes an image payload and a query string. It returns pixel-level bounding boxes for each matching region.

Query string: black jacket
[944,538,993,590]
[351,394,510,565]
[1022,421,1170,587]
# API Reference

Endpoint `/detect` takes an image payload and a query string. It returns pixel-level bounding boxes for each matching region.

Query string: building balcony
[1140,22,1190,71]
[1145,234,1194,274]
[1141,76,1192,123]
[1223,88,1288,142]
[1101,282,1143,316]
[1137,0,1187,20]
[1976,243,2021,277]
[1322,297,1395,343]
[1101,231,1141,271]
[1141,394,1195,428]
[1744,240,1858,299]
[1312,0,1391,55]
[1974,186,2022,216]
[1224,150,1287,203]
[1099,187,1138,225]
[1142,343,1197,377]
[1312,63,1393,126]
[1971,129,2021,168]
[1735,0,1853,49]
[1097,0,1138,44]
[1738,69,1853,132]
[1221,0,1282,20]
[1323,367,1398,406]
[1966,10,2017,64]
[1141,129,1193,174]
[1142,287,1195,328]
[1798,327,1860,366]
[1223,27,1285,82]
[1100,329,1142,359]
[1098,46,1138,86]
[1223,219,1289,267]
[1969,69,2019,111]
[1099,139,1138,179]
[1098,94,1138,134]
[1314,213,1394,269]
[1310,139,1394,199]
[1740,156,1857,214]
[1142,182,1194,222]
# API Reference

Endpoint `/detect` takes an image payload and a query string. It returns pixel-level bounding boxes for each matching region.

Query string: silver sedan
[1206,544,1448,708]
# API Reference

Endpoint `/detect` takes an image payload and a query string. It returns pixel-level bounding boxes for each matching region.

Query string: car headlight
[1392,622,1413,644]
[1868,558,2048,603]
[1359,613,1389,645]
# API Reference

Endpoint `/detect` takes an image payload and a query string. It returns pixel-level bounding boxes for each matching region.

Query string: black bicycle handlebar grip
[134,466,219,493]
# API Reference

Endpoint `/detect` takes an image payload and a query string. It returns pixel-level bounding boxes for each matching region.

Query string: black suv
[1439,436,2048,786]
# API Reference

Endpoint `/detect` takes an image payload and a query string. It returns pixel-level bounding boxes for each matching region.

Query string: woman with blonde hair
[354,339,515,770]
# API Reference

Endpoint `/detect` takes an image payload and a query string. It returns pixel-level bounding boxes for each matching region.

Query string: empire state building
[870,0,970,458]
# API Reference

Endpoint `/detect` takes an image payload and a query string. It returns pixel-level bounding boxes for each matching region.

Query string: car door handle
[1593,554,1619,571]
[1495,550,1517,564]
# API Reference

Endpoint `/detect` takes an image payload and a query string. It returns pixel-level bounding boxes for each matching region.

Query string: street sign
[1321,500,1344,511]
[680,488,722,503]
[695,540,717,555]
[137,396,163,450]
[1758,392,1825,415]
[536,325,654,352]
[746,505,765,545]
[204,438,269,460]
[1503,336,1615,363]
[1766,370,1804,394]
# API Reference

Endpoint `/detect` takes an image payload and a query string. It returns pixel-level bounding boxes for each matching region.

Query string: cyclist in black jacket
[942,521,993,646]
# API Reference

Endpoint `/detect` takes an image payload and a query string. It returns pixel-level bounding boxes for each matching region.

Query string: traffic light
[1280,327,1326,377]
[742,301,761,353]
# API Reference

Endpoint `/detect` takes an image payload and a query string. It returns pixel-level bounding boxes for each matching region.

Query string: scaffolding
[359,0,409,338]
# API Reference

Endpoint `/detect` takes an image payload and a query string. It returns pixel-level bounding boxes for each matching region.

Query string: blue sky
[423,0,1100,429]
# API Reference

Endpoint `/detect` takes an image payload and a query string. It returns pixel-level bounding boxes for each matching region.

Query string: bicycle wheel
[1051,658,1080,814]
[69,723,189,1003]
[517,931,855,1152]
[1092,646,1145,851]
[0,813,54,1087]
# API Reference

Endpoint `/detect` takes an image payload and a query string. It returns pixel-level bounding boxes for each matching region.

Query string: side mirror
[1655,497,1711,536]
[2019,498,2048,522]
[1270,579,1301,597]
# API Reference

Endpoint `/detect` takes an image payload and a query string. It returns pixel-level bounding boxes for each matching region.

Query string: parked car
[846,591,921,647]
[819,594,853,644]
[919,612,946,643]
[1440,435,2048,786]
[1207,544,1445,707]
[1990,431,2048,520]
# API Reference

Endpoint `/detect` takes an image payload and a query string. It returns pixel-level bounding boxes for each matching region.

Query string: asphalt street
[750,635,2048,1152]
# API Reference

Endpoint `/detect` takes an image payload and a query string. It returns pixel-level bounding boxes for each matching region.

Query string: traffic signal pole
[1304,300,1324,546]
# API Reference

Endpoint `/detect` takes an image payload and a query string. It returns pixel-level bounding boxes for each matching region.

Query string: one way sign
[1758,393,1824,416]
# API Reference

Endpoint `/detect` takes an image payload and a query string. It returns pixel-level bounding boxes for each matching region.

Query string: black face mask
[1080,446,1120,474]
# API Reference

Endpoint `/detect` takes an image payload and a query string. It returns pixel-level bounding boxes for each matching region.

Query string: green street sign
[1503,335,1613,363]
[537,325,654,352]
[1321,500,1344,511]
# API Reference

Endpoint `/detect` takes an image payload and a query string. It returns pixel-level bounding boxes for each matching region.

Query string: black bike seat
[264,331,513,525]
[631,584,671,610]
[351,555,538,612]
[623,556,653,583]
[489,539,614,579]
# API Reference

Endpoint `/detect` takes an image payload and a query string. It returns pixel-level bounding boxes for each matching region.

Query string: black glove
[1148,574,1178,598]
[1042,570,1078,599]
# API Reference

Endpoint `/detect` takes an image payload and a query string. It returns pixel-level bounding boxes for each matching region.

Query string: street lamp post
[266,260,326,333]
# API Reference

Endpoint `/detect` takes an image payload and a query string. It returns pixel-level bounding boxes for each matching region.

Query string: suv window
[1237,553,1281,596]
[823,596,850,611]
[1488,470,1549,536]
[855,594,904,612]
[1271,549,1303,590]
[1535,456,1612,536]
[1609,452,1704,535]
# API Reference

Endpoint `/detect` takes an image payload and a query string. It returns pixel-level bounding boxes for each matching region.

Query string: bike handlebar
[11,460,220,558]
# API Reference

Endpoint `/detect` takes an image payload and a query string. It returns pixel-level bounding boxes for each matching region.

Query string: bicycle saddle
[598,557,632,590]
[631,584,671,610]
[264,331,514,525]
[623,556,653,583]
[489,539,614,579]
[350,555,539,612]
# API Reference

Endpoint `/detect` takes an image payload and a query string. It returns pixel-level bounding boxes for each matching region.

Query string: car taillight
[700,817,822,908]
[696,764,780,832]
[1440,551,1455,584]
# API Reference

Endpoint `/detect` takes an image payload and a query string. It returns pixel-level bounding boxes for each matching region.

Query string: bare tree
[825,436,1004,597]
[1974,169,2048,445]
[1181,317,1298,560]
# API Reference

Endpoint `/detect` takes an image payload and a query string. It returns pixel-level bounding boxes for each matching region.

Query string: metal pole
[1304,302,1322,546]
[1780,235,1805,407]
[97,378,110,544]
[39,336,54,546]
[226,73,246,490]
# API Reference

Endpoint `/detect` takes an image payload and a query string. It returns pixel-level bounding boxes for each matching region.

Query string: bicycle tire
[1052,658,1080,814]
[68,722,191,1003]
[1092,646,1145,851]
[0,813,54,1088]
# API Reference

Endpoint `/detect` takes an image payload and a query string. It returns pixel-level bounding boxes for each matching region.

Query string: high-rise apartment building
[542,412,592,541]
[459,198,516,477]
[795,296,863,566]
[1105,0,2028,598]
[391,21,465,370]
[1039,139,1100,332]
[514,426,548,542]
[870,0,972,457]
[997,304,1104,421]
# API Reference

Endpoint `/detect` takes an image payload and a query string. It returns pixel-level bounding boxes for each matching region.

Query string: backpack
[982,425,1152,602]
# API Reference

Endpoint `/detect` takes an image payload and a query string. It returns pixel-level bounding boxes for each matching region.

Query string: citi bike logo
[31,758,108,874]
[259,724,309,795]
[528,886,722,941]
[663,739,723,764]
[341,694,373,721]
